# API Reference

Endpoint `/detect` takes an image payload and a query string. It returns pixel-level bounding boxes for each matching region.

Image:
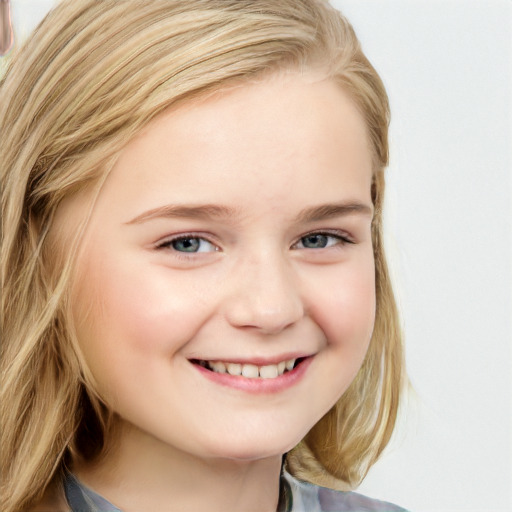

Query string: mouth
[190,357,306,380]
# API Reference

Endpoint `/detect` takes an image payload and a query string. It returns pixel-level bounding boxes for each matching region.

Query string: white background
[6,1,512,511]
[334,2,512,512]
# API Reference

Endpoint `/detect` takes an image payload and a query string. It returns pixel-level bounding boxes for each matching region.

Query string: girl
[0,1,406,511]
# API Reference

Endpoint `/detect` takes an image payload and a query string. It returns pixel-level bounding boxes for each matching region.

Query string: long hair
[0,1,404,510]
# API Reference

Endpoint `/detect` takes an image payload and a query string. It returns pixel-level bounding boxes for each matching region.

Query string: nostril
[226,303,304,334]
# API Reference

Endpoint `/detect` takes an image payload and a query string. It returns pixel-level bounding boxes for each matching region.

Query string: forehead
[136,70,370,161]
[104,71,372,211]
[53,71,373,242]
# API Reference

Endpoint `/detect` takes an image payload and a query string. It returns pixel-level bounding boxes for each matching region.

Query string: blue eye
[172,238,201,252]
[296,232,351,249]
[301,234,330,249]
[160,236,217,253]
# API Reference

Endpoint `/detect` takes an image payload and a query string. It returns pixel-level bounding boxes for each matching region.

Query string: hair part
[0,1,404,510]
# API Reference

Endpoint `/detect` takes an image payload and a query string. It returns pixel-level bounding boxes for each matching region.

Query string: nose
[223,252,305,335]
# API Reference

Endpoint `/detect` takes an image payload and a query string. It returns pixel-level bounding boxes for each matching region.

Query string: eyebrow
[126,204,239,224]
[294,202,373,223]
[126,201,373,225]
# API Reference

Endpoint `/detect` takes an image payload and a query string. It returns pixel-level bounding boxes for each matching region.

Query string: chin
[202,427,306,463]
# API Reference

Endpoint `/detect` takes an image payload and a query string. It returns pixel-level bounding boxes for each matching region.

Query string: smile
[194,358,303,379]
[190,356,313,393]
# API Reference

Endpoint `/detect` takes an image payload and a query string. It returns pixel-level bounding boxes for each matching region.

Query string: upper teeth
[205,359,296,379]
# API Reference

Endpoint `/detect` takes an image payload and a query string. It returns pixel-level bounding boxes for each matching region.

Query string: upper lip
[189,352,313,366]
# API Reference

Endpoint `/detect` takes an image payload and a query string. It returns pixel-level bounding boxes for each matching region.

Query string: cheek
[307,256,376,354]
[70,252,213,391]
[293,255,376,421]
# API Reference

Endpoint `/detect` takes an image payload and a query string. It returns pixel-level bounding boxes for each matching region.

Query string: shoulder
[315,486,408,512]
[283,470,409,512]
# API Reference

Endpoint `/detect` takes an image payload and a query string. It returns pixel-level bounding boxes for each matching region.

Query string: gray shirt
[64,470,408,512]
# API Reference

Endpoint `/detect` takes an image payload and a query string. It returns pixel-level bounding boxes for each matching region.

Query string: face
[68,71,375,462]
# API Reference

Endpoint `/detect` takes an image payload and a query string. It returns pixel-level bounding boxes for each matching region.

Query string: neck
[73,422,283,512]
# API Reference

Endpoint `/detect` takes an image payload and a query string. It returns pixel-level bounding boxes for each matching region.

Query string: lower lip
[192,357,313,394]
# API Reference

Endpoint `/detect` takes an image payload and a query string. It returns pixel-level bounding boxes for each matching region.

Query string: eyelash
[293,230,354,249]
[156,233,218,259]
[156,230,354,258]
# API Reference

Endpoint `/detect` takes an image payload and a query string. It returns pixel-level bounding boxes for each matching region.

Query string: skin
[61,71,376,512]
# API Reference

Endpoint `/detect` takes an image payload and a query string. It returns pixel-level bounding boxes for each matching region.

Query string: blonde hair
[0,1,404,510]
